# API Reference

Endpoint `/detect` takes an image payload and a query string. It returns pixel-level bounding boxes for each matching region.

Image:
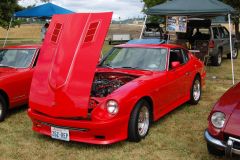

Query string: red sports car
[205,82,240,158]
[28,12,205,144]
[0,45,40,121]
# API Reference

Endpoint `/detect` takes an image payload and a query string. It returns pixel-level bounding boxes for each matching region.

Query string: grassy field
[0,45,239,160]
[0,24,142,47]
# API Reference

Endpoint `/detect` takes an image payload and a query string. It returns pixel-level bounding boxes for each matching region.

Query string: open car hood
[29,12,112,118]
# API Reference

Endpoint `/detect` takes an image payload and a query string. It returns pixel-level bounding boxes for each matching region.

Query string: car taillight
[209,40,215,48]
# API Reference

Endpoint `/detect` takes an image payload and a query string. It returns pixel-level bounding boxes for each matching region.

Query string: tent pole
[140,15,147,39]
[3,17,13,47]
[228,14,235,85]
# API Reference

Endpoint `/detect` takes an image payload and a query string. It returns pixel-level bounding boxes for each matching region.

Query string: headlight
[211,112,226,129]
[106,100,119,115]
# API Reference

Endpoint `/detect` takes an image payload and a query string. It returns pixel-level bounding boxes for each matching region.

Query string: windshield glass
[0,49,36,68]
[101,47,168,71]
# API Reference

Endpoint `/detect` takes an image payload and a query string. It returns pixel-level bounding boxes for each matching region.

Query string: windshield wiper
[100,64,114,69]
[0,64,15,69]
[121,66,137,69]
[120,66,152,71]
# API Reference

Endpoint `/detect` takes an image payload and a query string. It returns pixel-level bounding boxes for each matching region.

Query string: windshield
[101,47,168,71]
[0,49,36,68]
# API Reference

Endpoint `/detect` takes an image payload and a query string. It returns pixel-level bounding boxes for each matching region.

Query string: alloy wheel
[138,105,149,137]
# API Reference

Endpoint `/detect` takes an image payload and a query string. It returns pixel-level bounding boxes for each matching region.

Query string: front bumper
[28,108,129,144]
[204,130,240,157]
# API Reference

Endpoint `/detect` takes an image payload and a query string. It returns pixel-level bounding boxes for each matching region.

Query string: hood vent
[84,21,99,43]
[51,23,62,43]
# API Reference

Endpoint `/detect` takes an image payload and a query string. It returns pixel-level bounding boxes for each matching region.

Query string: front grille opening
[95,135,105,140]
[233,141,240,150]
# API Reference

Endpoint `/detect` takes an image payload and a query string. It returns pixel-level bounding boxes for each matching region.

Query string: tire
[212,49,222,66]
[128,99,151,142]
[0,95,7,122]
[227,47,238,59]
[207,143,224,156]
[189,76,201,105]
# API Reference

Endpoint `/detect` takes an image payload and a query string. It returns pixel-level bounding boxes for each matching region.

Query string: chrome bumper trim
[204,130,240,157]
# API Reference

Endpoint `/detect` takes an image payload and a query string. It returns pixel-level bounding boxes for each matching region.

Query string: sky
[18,0,145,20]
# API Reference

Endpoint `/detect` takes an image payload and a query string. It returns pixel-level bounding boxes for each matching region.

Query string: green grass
[0,47,239,160]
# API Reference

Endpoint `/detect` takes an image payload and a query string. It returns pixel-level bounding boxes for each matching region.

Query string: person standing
[41,23,49,41]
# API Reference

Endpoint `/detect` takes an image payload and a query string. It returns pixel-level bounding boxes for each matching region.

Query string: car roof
[0,44,41,50]
[116,43,185,49]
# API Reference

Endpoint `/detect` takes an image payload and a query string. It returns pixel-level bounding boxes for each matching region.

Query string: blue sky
[18,0,145,20]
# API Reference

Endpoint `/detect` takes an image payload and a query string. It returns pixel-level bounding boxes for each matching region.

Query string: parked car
[28,12,206,144]
[177,19,239,66]
[0,45,40,121]
[108,34,131,45]
[142,23,164,39]
[204,82,240,158]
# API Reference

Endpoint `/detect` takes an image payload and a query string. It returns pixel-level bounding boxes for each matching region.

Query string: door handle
[185,72,190,76]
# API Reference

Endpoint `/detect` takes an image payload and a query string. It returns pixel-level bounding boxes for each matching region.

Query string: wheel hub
[138,106,149,137]
[0,103,2,116]
[193,80,201,101]
[218,54,222,64]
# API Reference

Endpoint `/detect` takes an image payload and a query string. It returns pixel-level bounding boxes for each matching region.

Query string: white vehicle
[109,34,131,45]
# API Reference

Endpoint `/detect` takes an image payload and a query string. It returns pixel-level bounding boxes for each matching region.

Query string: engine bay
[91,72,138,97]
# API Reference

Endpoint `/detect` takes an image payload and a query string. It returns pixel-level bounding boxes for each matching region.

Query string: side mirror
[171,61,180,69]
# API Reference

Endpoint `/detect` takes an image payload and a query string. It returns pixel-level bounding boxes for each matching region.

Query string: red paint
[28,13,205,144]
[207,83,240,139]
[0,45,40,109]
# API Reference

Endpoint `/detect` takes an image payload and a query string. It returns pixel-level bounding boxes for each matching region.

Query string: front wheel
[227,47,238,59]
[189,76,201,105]
[0,95,7,122]
[128,99,151,142]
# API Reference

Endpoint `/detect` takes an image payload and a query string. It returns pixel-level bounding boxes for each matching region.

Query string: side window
[218,27,229,38]
[212,27,219,39]
[218,27,224,38]
[169,49,184,69]
[222,27,229,38]
[181,49,189,63]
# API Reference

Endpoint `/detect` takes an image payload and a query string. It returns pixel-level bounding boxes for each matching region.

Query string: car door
[166,48,191,106]
[8,49,39,106]
[219,27,230,54]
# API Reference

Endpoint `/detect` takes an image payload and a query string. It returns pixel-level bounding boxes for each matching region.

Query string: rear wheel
[212,49,222,66]
[128,99,151,142]
[227,47,238,59]
[0,95,7,122]
[207,143,224,156]
[189,76,201,105]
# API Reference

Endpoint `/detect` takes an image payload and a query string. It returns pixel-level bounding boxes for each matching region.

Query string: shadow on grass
[34,132,127,149]
[6,105,28,118]
[150,103,190,128]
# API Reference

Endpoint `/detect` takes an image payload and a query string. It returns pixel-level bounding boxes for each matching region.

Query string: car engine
[91,72,138,97]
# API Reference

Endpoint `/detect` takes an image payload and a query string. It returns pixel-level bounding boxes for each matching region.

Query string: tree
[0,0,23,29]
[220,0,240,39]
[141,0,166,23]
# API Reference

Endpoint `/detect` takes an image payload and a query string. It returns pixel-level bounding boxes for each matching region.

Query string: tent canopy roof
[147,0,236,17]
[14,3,74,18]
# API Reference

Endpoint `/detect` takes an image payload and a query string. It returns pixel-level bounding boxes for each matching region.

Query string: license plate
[51,127,70,141]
